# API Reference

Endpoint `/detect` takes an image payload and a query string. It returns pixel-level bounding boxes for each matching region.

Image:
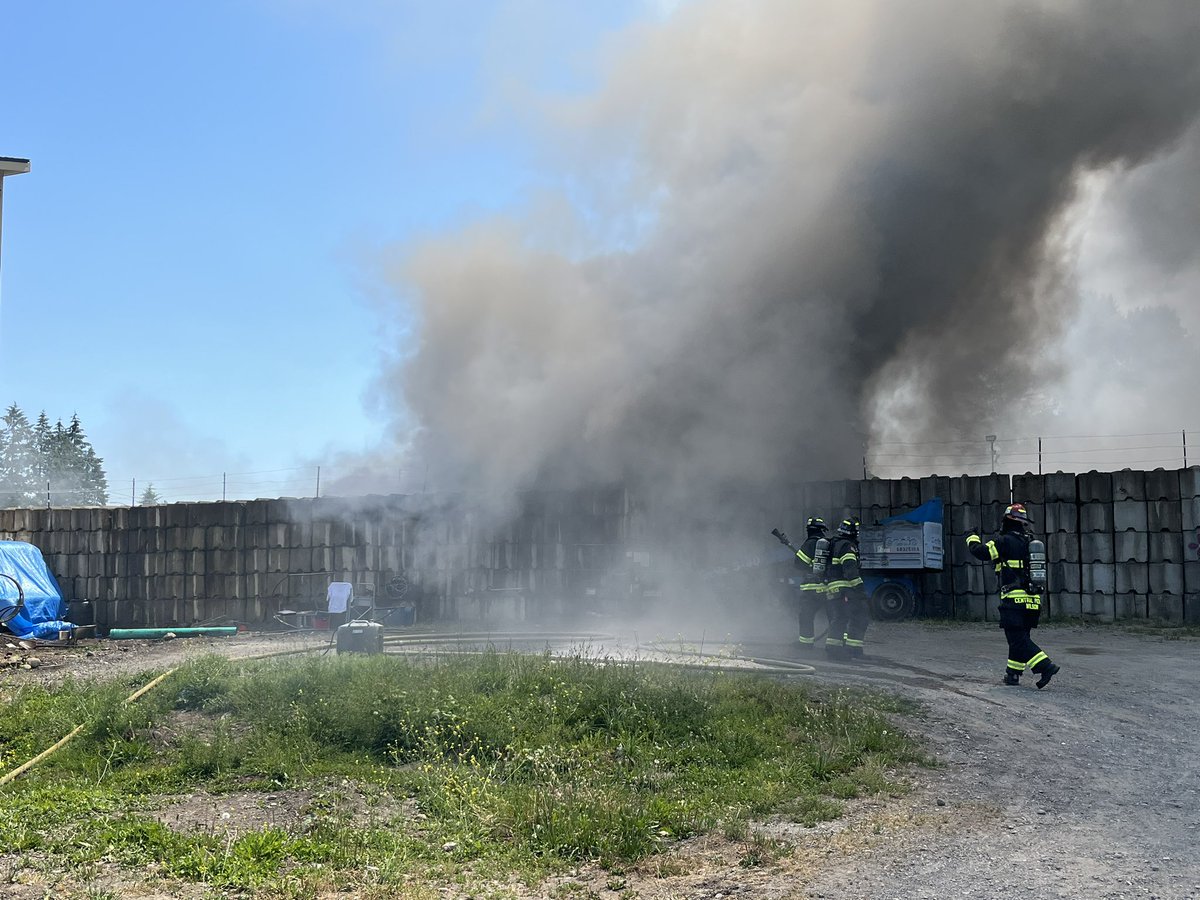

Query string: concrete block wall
[2,467,1198,629]
[0,488,636,629]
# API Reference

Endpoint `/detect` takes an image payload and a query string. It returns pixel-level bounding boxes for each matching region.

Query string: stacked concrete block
[1145,471,1184,619]
[12,470,1200,629]
[860,479,891,526]
[1071,471,1112,621]
[919,475,951,506]
[943,474,996,621]
[890,476,922,518]
[1108,470,1150,620]
[824,479,853,524]
[1180,467,1200,624]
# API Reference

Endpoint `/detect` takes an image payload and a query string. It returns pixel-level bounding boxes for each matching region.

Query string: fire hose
[0,632,814,786]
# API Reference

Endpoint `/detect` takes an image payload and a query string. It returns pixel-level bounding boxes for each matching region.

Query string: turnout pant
[796,588,825,645]
[1002,626,1053,678]
[826,588,870,653]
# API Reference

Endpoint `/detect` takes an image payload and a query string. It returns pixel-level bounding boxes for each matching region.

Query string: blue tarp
[0,540,75,640]
[881,498,944,526]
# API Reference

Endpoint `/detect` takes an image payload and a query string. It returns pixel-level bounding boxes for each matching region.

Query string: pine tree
[48,414,109,507]
[32,412,51,479]
[0,404,39,507]
[139,483,162,505]
[0,407,110,507]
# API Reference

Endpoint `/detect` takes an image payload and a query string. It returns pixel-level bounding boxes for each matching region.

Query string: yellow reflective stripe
[1001,560,1023,568]
[986,541,999,561]
[1001,589,1039,600]
[1027,651,1048,668]
[835,553,858,564]
[798,636,815,645]
[844,638,864,648]
[966,534,981,545]
[796,549,813,564]
[827,578,863,590]
[1007,660,1026,670]
[799,583,827,592]
[825,637,844,646]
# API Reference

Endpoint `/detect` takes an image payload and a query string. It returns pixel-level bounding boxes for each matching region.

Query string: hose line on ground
[0,668,178,787]
[0,631,813,785]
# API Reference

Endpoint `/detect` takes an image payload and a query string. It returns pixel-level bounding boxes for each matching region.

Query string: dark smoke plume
[368,0,1200,534]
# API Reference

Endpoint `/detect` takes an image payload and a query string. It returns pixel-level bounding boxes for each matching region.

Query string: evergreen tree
[139,483,163,505]
[32,412,51,479]
[44,414,110,507]
[0,407,110,507]
[0,404,38,507]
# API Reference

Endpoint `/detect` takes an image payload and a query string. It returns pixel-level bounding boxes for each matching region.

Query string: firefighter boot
[795,639,817,657]
[1002,672,1021,686]
[824,643,847,661]
[1036,663,1060,690]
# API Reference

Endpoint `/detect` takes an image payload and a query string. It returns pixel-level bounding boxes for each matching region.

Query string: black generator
[335,620,384,655]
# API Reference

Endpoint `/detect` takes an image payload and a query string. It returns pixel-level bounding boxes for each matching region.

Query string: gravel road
[795,620,1200,900]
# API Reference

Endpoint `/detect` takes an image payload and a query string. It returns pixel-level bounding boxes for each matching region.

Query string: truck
[855,499,944,620]
[778,498,945,621]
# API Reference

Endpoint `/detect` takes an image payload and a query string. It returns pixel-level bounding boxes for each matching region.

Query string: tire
[870,582,916,621]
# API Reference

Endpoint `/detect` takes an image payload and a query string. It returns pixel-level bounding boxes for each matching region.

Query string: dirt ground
[1,620,1197,899]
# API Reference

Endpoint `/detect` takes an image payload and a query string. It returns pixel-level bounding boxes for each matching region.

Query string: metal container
[859,521,944,570]
[335,620,384,654]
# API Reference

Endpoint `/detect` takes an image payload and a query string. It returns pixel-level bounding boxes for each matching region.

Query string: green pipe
[107,627,239,640]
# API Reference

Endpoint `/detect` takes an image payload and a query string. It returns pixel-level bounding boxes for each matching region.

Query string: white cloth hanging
[326,581,353,614]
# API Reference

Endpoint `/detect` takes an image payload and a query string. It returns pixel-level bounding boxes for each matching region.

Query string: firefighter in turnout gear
[966,502,1061,689]
[826,518,869,659]
[791,517,830,653]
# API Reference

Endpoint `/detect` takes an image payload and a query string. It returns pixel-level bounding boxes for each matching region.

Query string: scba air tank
[1028,539,1047,588]
[812,537,832,578]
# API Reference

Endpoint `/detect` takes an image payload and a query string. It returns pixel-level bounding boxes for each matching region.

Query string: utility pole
[0,157,30,277]
[986,434,998,475]
[0,157,31,347]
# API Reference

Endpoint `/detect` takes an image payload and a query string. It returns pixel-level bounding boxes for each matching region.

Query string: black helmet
[836,517,859,539]
[1003,503,1032,528]
[806,517,827,537]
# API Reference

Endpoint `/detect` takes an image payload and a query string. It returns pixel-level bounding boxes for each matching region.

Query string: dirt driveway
[2,621,1197,900]
[791,620,1200,900]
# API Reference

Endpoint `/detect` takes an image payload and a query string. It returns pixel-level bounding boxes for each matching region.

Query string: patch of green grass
[0,650,926,895]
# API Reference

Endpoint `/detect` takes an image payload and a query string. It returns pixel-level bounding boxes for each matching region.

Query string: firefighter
[966,502,1061,689]
[791,517,830,653]
[826,518,869,660]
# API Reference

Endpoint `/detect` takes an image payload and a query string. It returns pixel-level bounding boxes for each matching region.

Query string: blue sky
[0,0,652,502]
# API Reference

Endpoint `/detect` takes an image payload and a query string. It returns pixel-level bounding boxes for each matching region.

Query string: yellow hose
[0,668,179,788]
[0,632,812,786]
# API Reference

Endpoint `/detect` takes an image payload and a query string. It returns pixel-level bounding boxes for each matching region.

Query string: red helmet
[1003,503,1032,527]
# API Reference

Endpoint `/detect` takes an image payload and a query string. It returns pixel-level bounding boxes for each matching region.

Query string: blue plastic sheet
[881,498,944,526]
[0,540,74,640]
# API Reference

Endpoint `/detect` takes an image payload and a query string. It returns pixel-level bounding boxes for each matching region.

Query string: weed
[0,650,925,895]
